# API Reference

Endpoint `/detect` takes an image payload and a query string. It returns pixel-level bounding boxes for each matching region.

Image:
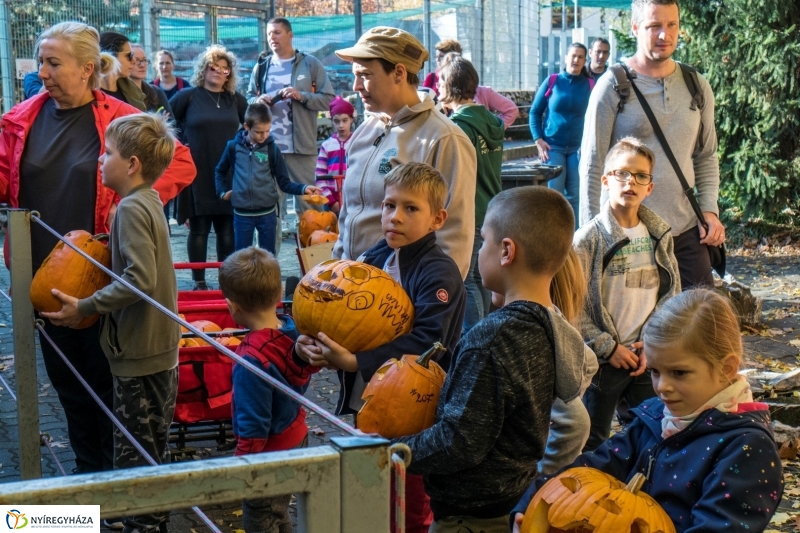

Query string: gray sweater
[574,202,681,360]
[396,301,586,520]
[578,61,720,234]
[78,185,180,377]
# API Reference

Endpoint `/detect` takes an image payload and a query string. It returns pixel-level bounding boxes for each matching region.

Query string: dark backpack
[543,73,595,100]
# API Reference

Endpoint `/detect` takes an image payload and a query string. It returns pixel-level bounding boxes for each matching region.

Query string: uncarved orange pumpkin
[358,343,447,438]
[292,259,414,353]
[306,230,338,247]
[29,231,112,329]
[521,467,676,533]
[298,210,338,247]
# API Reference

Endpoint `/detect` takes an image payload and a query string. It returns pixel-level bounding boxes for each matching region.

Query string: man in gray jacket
[246,17,335,214]
[579,0,724,288]
[333,27,477,278]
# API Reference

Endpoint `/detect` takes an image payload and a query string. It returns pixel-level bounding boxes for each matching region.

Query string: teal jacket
[450,104,504,226]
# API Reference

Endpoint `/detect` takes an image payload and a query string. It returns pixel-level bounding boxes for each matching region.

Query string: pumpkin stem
[625,473,646,494]
[416,342,446,368]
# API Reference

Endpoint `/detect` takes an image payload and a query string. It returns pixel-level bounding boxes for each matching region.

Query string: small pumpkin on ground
[29,231,111,329]
[358,343,447,438]
[520,467,676,533]
[292,259,414,353]
[298,210,338,246]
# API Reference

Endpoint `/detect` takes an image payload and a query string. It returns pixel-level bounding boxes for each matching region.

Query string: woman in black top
[170,45,246,290]
[98,31,146,111]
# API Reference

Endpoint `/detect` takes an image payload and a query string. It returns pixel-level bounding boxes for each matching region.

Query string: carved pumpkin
[301,194,329,205]
[306,230,339,247]
[29,231,112,329]
[521,468,676,533]
[292,259,414,352]
[358,343,447,438]
[298,210,338,247]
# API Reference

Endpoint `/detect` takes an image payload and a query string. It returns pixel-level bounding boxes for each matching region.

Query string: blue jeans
[464,227,490,331]
[234,212,278,254]
[547,145,580,228]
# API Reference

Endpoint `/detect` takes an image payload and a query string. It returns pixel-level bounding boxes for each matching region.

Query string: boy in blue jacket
[215,103,322,253]
[218,247,319,533]
[296,162,466,533]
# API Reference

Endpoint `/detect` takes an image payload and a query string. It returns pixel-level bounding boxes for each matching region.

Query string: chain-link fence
[0,0,539,110]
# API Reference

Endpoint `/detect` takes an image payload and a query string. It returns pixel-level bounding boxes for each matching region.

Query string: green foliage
[610,28,637,57]
[678,0,800,221]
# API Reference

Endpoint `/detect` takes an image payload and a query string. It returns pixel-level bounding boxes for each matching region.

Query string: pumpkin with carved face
[298,210,338,247]
[359,343,447,438]
[292,259,414,353]
[521,468,676,533]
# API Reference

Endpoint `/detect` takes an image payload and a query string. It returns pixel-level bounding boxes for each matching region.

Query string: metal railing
[0,208,402,531]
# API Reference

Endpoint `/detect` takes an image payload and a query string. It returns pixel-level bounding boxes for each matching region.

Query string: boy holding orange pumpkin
[393,186,587,533]
[218,246,319,533]
[214,102,322,254]
[296,162,466,533]
[42,113,180,533]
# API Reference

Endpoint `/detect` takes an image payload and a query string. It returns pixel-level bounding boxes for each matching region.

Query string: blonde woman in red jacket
[0,21,195,478]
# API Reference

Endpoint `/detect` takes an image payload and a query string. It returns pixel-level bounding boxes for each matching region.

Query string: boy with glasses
[574,137,680,451]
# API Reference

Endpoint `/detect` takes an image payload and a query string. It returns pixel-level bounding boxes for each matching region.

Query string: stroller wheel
[284,276,300,300]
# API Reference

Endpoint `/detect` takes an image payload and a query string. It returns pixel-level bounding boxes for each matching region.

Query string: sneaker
[101,518,124,530]
[192,281,209,291]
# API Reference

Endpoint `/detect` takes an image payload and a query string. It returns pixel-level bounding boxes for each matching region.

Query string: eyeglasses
[118,50,135,62]
[207,64,231,75]
[609,169,653,185]
[134,58,150,66]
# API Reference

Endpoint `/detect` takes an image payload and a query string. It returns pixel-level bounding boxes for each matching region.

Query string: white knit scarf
[661,375,752,439]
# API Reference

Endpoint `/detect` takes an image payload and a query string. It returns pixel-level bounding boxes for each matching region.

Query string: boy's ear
[225,298,239,316]
[128,155,141,176]
[430,208,448,231]
[500,237,516,267]
[642,181,655,196]
[601,174,609,189]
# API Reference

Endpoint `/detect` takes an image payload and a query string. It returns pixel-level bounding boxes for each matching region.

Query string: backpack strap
[588,77,596,91]
[608,63,631,113]
[677,62,705,111]
[254,51,270,96]
[176,77,185,90]
[544,74,558,100]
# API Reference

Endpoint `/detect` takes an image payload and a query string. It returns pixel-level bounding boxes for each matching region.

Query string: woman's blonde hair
[550,248,587,328]
[35,21,115,89]
[643,289,742,375]
[190,44,238,94]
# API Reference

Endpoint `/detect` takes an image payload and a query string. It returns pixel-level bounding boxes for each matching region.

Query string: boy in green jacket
[43,113,181,533]
[438,54,504,330]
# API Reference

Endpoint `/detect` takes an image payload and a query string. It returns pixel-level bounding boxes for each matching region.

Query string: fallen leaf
[232,510,242,517]
[779,439,799,460]
[769,512,793,525]
[309,426,325,436]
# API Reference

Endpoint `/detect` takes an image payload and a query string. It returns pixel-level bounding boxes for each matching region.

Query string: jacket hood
[633,396,776,443]
[504,301,585,402]
[451,105,505,151]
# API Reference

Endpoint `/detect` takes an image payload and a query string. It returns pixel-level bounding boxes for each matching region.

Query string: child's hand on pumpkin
[314,332,358,372]
[40,289,84,328]
[511,512,523,533]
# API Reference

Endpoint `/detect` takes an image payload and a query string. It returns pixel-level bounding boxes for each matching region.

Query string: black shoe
[102,518,124,530]
[192,281,209,291]
[285,276,300,300]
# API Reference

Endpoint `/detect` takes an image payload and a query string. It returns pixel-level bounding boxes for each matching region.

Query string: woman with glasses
[98,32,146,111]
[153,49,189,100]
[0,21,195,482]
[529,42,595,226]
[170,45,246,290]
[130,44,172,116]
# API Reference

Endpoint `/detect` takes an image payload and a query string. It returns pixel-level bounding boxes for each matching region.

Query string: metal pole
[0,0,16,111]
[354,0,362,40]
[141,0,153,59]
[574,0,579,29]
[423,0,431,78]
[206,6,218,44]
[7,209,41,480]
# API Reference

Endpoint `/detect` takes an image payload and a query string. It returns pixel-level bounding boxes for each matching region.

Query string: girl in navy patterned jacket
[512,289,783,533]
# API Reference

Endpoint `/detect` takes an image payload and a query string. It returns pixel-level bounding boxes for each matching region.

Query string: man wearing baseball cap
[332,26,477,280]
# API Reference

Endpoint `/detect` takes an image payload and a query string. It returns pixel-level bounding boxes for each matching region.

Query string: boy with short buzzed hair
[215,102,322,253]
[297,162,466,533]
[42,112,181,533]
[394,186,588,533]
[219,246,318,533]
[576,136,680,451]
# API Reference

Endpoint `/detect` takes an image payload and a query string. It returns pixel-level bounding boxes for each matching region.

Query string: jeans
[464,227,490,331]
[582,364,656,451]
[546,145,580,228]
[187,214,234,282]
[234,212,279,254]
[672,225,714,289]
[38,318,114,473]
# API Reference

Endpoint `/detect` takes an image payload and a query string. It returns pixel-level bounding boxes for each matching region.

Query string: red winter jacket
[0,90,196,235]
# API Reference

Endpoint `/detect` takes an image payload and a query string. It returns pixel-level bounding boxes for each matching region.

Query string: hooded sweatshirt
[450,104,505,226]
[512,397,784,533]
[332,96,477,278]
[395,300,586,520]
